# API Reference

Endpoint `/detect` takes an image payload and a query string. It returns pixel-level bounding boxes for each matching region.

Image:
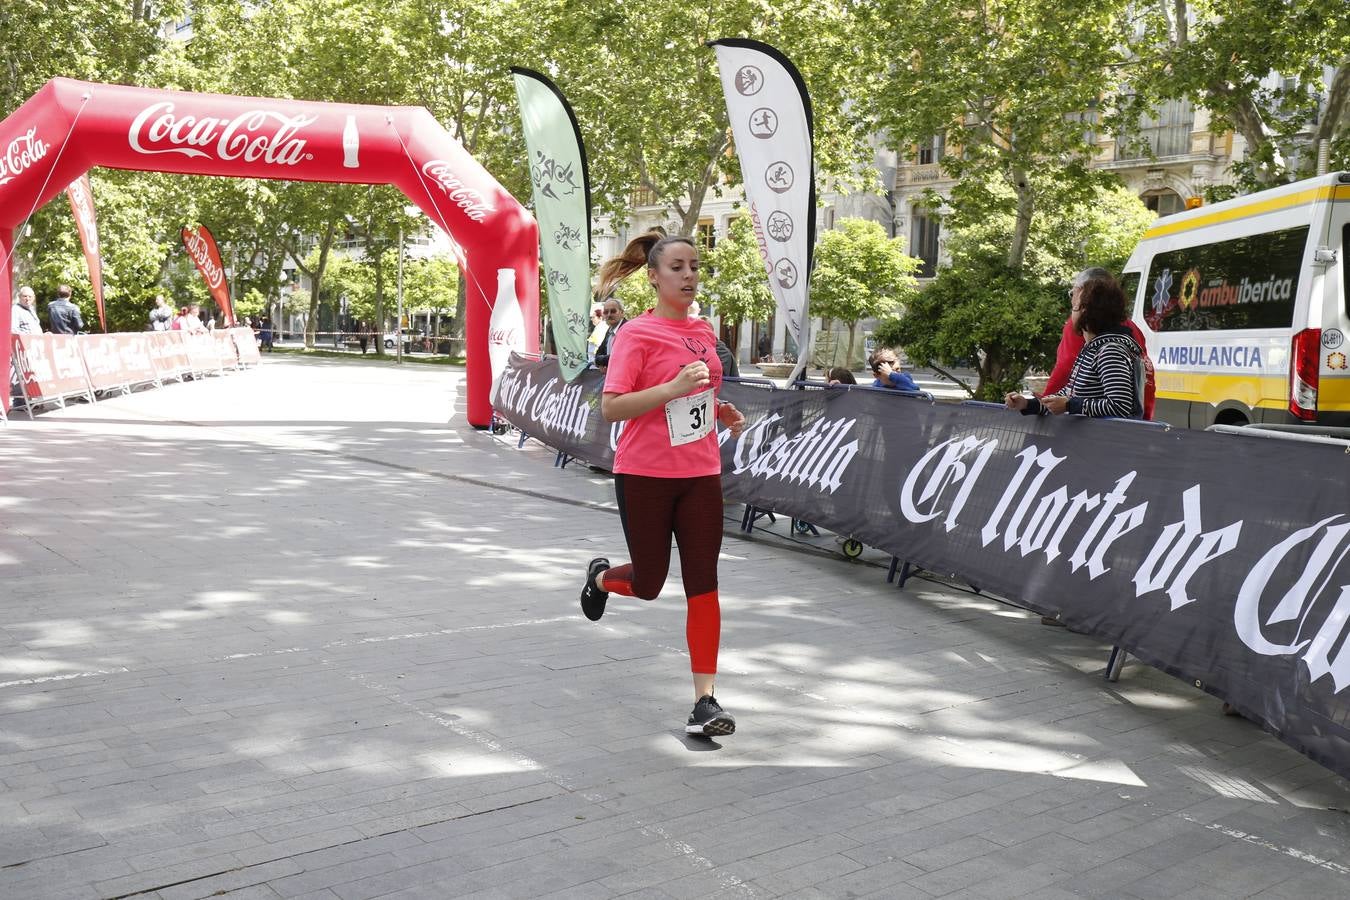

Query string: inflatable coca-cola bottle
[487,268,525,389]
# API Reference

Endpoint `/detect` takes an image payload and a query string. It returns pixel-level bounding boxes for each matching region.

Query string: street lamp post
[396,205,421,365]
[396,224,404,365]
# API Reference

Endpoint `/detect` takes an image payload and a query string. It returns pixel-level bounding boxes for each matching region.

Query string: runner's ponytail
[596,230,663,300]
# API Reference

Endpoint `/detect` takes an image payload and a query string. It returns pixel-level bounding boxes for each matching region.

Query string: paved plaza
[2,357,1350,900]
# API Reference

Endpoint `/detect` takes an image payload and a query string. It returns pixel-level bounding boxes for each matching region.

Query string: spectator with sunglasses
[868,348,919,391]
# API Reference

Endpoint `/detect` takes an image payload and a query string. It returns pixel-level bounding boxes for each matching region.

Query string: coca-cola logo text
[0,128,49,185]
[129,102,316,166]
[488,326,521,346]
[422,161,494,222]
[183,229,226,289]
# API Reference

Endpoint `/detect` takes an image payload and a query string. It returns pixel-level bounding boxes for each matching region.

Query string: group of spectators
[147,296,209,334]
[819,267,1154,422]
[11,287,277,355]
[10,285,85,336]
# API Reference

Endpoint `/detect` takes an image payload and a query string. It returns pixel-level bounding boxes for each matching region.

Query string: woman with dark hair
[1040,266,1156,419]
[580,230,747,737]
[1006,269,1144,419]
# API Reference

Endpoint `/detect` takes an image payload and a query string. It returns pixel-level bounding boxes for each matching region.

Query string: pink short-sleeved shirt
[603,311,724,478]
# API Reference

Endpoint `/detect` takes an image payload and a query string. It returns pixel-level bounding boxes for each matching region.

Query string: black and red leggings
[599,473,723,674]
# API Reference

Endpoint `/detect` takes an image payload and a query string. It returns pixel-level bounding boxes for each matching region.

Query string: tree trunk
[845,322,858,370]
[677,135,729,235]
[1305,60,1350,177]
[1007,166,1035,273]
[303,220,337,349]
[451,275,467,341]
[372,246,386,358]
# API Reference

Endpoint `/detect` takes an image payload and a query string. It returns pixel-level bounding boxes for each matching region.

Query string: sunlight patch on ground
[1177,765,1278,803]
[343,556,392,569]
[261,610,311,625]
[17,619,96,649]
[416,751,539,777]
[195,590,266,607]
[914,734,1146,786]
[0,656,76,676]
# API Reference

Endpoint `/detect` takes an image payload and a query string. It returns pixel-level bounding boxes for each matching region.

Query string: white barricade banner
[214,330,241,369]
[184,331,223,374]
[116,333,159,386]
[232,326,261,365]
[80,334,127,392]
[11,333,92,403]
[149,331,193,380]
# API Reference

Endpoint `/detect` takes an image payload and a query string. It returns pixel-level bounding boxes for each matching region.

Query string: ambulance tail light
[1290,328,1321,421]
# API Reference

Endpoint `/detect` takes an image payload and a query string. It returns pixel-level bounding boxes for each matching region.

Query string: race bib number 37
[665,389,713,446]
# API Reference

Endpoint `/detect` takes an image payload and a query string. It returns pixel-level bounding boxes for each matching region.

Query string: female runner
[579,231,746,736]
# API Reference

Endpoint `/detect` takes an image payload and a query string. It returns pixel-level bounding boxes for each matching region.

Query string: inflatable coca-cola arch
[0,78,538,425]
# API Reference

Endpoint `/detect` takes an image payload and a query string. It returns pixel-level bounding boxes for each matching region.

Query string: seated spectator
[1041,266,1156,419]
[869,348,919,391]
[180,304,207,334]
[826,366,856,386]
[1006,269,1144,420]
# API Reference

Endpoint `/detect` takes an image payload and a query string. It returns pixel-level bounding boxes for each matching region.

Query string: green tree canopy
[1122,1,1350,190]
[866,0,1129,273]
[877,176,1152,399]
[810,217,921,366]
[701,214,775,330]
[547,0,879,234]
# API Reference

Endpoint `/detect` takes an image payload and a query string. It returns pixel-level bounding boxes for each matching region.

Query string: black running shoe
[580,557,610,621]
[686,695,736,736]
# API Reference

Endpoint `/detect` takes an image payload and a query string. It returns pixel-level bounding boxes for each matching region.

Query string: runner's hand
[719,401,746,438]
[669,361,711,396]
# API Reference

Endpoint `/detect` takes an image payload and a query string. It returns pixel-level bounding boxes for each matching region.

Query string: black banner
[494,355,1350,778]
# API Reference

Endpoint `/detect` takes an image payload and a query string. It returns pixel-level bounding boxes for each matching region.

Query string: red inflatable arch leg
[1,229,13,348]
[0,78,538,422]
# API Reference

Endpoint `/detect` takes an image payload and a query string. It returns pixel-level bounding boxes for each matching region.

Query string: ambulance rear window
[1142,225,1307,332]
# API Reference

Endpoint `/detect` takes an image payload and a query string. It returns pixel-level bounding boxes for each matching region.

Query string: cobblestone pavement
[2,357,1348,900]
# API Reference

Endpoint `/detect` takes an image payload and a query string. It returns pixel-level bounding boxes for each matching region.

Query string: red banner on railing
[10,334,93,404]
[65,174,107,332]
[181,224,235,326]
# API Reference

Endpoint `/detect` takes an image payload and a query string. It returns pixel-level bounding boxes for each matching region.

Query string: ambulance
[1123,171,1350,428]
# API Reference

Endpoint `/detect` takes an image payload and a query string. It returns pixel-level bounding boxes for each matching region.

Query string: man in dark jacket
[593,299,625,369]
[46,285,84,334]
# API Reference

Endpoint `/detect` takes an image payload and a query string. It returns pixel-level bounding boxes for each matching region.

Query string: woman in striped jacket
[1006,271,1144,419]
